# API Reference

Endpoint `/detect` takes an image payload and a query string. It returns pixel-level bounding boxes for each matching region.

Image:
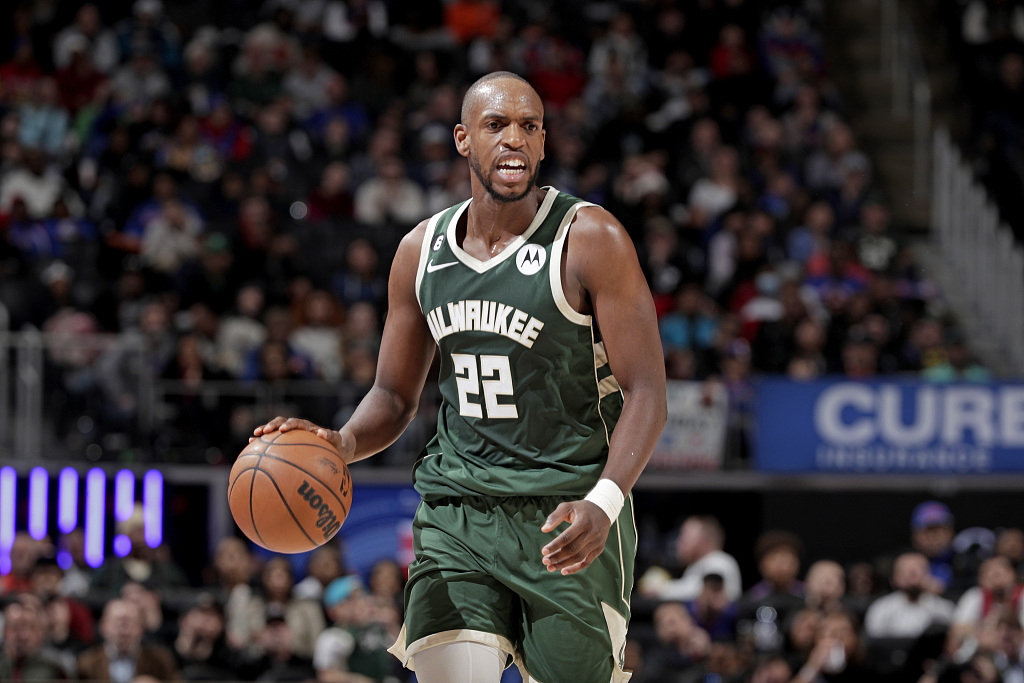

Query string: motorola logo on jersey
[432,234,445,252]
[517,244,546,275]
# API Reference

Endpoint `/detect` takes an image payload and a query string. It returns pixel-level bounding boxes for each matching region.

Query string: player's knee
[412,641,505,683]
[521,653,618,683]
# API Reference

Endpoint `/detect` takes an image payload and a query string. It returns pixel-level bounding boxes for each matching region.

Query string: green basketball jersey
[412,186,623,500]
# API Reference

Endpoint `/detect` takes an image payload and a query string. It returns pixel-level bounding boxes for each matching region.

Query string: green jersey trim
[446,187,559,274]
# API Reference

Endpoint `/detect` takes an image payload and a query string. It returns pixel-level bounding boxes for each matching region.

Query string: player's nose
[502,124,526,149]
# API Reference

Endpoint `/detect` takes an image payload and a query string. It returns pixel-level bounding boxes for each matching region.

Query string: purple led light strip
[84,469,105,568]
[143,470,163,548]
[58,468,78,534]
[28,467,48,540]
[0,467,14,575]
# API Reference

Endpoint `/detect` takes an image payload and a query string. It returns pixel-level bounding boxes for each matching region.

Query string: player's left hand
[540,501,611,576]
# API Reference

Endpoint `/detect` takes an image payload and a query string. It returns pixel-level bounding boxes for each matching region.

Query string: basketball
[228,430,353,554]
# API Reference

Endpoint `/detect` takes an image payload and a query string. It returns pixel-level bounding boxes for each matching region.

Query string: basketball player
[254,71,667,682]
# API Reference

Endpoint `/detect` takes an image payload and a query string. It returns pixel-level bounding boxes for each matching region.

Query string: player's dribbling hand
[540,501,611,576]
[251,416,345,455]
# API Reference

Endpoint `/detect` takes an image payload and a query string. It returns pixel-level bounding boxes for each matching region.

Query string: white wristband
[584,479,625,523]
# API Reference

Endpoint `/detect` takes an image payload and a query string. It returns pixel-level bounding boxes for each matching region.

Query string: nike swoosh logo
[426,260,458,273]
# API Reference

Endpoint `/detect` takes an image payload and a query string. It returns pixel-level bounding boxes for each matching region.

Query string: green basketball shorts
[387,494,636,683]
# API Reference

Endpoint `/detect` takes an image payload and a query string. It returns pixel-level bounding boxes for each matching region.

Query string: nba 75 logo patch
[516,244,545,275]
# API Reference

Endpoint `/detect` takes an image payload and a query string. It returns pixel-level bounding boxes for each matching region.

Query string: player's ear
[454,124,470,158]
[539,128,546,161]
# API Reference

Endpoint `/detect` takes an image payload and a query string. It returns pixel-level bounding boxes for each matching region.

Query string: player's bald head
[460,71,541,125]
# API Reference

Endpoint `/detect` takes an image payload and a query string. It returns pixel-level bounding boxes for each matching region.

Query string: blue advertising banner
[755,379,1024,473]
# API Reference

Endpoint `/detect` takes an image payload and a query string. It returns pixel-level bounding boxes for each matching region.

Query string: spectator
[114,0,182,69]
[804,122,871,193]
[155,115,223,186]
[992,615,1024,682]
[0,37,43,105]
[87,504,189,601]
[93,300,178,433]
[687,146,744,230]
[139,199,204,276]
[241,305,315,382]
[740,530,806,644]
[949,556,1024,652]
[176,232,243,316]
[331,239,386,310]
[173,594,235,681]
[863,551,956,640]
[783,608,824,674]
[367,559,405,616]
[0,533,40,595]
[804,560,849,616]
[647,515,743,603]
[910,501,959,596]
[239,605,316,683]
[283,46,338,120]
[121,581,174,648]
[306,161,355,224]
[0,597,70,681]
[748,654,793,683]
[28,555,97,653]
[996,528,1024,580]
[788,200,835,266]
[313,575,401,683]
[54,40,109,120]
[0,148,77,220]
[922,334,993,383]
[305,74,371,148]
[659,282,718,373]
[853,200,898,273]
[587,11,648,99]
[18,77,69,156]
[791,610,874,682]
[640,601,712,682]
[687,573,739,643]
[241,557,326,660]
[353,156,427,226]
[217,283,269,378]
[293,546,347,602]
[109,45,172,108]
[76,599,180,682]
[758,7,825,83]
[53,4,118,74]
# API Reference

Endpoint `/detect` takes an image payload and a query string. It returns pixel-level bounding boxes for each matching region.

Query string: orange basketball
[228,430,353,554]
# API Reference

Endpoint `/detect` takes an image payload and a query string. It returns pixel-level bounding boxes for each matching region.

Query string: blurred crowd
[629,500,1024,683]
[0,0,992,465]
[3,500,1024,682]
[0,507,408,682]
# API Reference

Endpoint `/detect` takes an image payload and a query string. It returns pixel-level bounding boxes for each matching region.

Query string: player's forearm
[600,384,667,495]
[338,384,420,464]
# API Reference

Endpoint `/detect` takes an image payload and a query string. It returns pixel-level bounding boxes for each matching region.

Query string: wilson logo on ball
[297,480,341,538]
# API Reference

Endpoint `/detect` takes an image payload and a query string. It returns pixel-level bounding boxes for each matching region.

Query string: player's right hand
[251,416,345,455]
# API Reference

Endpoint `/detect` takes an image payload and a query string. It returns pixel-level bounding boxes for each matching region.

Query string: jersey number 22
[452,354,518,419]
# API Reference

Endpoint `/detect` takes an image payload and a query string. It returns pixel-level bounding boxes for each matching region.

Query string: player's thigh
[401,497,519,659]
[511,499,636,683]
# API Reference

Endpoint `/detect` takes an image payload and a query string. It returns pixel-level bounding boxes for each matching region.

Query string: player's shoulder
[569,203,633,250]
[396,215,436,257]
[399,199,468,251]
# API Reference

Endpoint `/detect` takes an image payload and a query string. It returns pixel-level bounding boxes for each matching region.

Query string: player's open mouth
[497,160,527,181]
